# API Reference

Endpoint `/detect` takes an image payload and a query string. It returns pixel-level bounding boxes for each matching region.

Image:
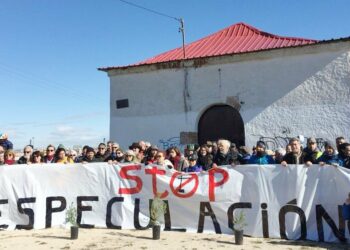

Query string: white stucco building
[99,23,350,150]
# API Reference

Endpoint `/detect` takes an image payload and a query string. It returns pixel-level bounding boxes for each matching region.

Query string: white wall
[108,43,350,150]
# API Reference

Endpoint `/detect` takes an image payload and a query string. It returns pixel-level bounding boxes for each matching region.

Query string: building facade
[100,23,350,150]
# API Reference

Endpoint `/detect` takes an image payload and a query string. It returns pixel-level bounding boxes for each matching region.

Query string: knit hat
[256,141,266,149]
[129,142,141,151]
[125,150,135,157]
[86,147,95,154]
[324,141,336,150]
[186,144,195,151]
[307,137,317,144]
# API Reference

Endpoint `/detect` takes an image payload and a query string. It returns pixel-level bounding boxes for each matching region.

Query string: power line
[118,0,186,59]
[119,0,180,22]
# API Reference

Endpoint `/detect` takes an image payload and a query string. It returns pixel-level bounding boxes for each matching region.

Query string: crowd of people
[0,133,350,171]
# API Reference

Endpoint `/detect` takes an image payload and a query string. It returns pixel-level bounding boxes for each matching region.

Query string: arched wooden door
[198,105,245,146]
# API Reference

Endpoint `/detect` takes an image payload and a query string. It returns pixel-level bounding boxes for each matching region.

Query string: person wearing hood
[302,137,322,165]
[247,141,275,165]
[317,141,342,166]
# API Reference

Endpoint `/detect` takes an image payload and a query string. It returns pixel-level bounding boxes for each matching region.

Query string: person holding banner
[281,138,306,166]
[155,151,174,170]
[317,141,342,166]
[339,143,350,169]
[248,141,275,165]
[55,148,74,164]
[184,154,203,172]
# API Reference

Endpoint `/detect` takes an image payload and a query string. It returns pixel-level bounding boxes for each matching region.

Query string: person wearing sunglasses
[95,143,108,161]
[302,137,322,166]
[17,145,33,164]
[43,145,56,163]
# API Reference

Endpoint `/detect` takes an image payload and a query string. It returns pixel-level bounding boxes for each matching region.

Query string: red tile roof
[100,22,318,70]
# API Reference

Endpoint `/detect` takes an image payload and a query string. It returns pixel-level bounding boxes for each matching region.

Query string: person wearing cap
[123,150,137,163]
[81,147,101,163]
[184,154,203,173]
[317,141,342,166]
[185,144,195,159]
[0,133,13,150]
[281,138,306,166]
[302,137,322,166]
[248,141,275,165]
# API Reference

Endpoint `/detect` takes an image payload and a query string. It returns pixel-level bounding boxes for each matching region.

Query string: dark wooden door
[198,105,245,146]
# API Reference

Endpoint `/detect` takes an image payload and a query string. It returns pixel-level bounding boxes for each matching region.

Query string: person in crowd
[184,154,203,173]
[213,139,239,166]
[138,141,147,152]
[166,146,188,171]
[0,133,13,150]
[17,145,33,164]
[55,148,74,164]
[123,150,137,163]
[211,142,218,156]
[129,142,143,163]
[274,148,286,164]
[252,146,257,156]
[285,144,292,154]
[339,143,350,169]
[336,136,346,152]
[43,144,56,163]
[248,141,275,165]
[317,141,342,166]
[142,145,158,165]
[144,141,151,152]
[106,141,114,156]
[238,146,251,164]
[67,149,78,163]
[81,147,100,163]
[281,138,305,166]
[76,145,90,163]
[303,137,322,165]
[205,141,214,156]
[0,145,5,165]
[230,143,244,164]
[31,150,43,164]
[154,151,173,170]
[184,144,195,159]
[95,143,108,161]
[4,150,16,165]
[197,145,213,170]
[105,146,124,163]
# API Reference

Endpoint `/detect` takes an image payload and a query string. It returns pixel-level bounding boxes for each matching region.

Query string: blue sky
[1,0,350,150]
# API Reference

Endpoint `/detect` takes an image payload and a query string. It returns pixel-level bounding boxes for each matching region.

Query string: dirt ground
[0,228,348,250]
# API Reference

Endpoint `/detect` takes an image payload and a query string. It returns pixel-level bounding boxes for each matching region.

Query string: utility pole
[179,18,186,59]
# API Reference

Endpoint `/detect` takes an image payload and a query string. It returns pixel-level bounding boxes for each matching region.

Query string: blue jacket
[185,164,203,172]
[317,153,342,165]
[247,154,275,165]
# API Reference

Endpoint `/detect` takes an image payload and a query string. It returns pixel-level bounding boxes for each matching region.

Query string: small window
[116,99,129,109]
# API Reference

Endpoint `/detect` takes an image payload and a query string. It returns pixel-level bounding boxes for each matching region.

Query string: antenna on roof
[119,0,186,59]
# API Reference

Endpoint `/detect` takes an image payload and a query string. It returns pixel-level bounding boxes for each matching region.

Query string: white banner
[0,163,349,243]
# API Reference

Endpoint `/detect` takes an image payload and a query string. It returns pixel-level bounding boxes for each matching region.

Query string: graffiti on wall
[258,135,326,151]
[158,137,184,150]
